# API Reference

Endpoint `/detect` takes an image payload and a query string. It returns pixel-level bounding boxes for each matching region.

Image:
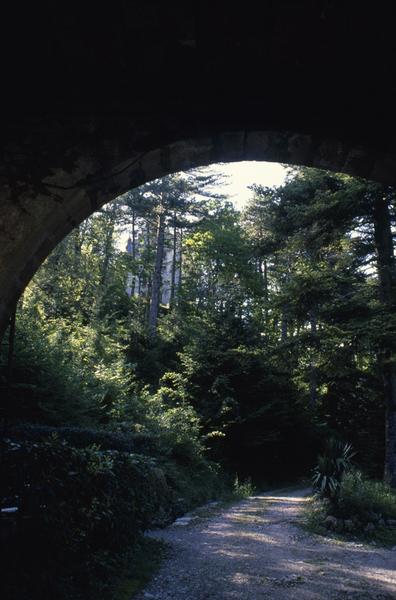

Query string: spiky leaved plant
[312,438,355,500]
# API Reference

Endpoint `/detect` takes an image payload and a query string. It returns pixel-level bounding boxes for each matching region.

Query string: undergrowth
[302,472,396,548]
[231,474,256,499]
[114,538,167,600]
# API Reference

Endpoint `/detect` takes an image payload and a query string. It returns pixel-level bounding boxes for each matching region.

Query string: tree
[365,184,396,485]
[5,164,395,485]
[120,169,227,337]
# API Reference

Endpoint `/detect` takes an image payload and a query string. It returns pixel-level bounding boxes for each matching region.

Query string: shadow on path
[136,488,396,599]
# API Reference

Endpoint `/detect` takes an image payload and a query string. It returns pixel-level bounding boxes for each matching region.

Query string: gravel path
[136,488,396,599]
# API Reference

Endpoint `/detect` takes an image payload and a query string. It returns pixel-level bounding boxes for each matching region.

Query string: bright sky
[209,161,288,209]
[117,161,288,249]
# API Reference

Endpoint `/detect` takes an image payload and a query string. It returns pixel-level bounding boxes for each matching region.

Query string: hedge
[1,431,222,600]
[1,435,174,600]
[6,424,162,456]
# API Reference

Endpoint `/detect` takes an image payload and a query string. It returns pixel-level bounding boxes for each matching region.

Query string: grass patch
[372,527,396,547]
[301,496,330,536]
[114,538,168,600]
[337,471,396,522]
[300,480,396,548]
[231,475,255,499]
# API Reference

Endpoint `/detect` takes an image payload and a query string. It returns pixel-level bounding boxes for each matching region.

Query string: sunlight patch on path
[136,488,396,600]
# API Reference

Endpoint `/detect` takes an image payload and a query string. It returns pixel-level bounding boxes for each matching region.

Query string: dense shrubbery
[335,471,396,524]
[0,312,136,425]
[307,470,396,540]
[308,441,396,540]
[7,424,162,455]
[1,433,221,600]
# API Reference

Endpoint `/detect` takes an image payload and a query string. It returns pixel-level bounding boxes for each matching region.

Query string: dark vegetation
[1,166,395,597]
[307,439,396,545]
[1,432,220,600]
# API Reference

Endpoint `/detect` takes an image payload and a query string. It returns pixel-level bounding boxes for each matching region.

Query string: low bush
[1,422,225,600]
[308,439,396,541]
[1,433,210,600]
[232,474,255,499]
[305,470,396,542]
[159,456,223,515]
[335,470,396,523]
[5,423,222,513]
[7,423,162,456]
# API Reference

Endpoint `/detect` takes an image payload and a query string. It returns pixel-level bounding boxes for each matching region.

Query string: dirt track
[136,488,396,599]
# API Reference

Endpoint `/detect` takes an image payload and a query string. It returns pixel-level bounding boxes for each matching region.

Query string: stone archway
[2,3,396,337]
[1,127,396,338]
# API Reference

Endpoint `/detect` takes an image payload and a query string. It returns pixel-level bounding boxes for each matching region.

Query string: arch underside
[1,126,396,338]
[3,2,396,336]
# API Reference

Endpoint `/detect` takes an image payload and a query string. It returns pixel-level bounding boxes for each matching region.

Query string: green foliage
[3,309,136,425]
[336,470,396,523]
[7,424,162,455]
[312,438,355,499]
[141,385,204,462]
[150,307,317,480]
[1,433,220,600]
[232,474,256,499]
[304,471,396,545]
[302,496,330,534]
[1,437,166,599]
[113,538,167,600]
[3,166,396,597]
[3,164,396,600]
[4,166,391,485]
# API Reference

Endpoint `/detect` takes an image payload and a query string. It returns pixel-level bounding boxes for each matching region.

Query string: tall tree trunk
[148,209,166,338]
[309,310,318,409]
[259,259,269,328]
[281,261,290,342]
[372,191,396,486]
[170,212,177,308]
[178,229,183,297]
[95,216,114,317]
[281,310,288,341]
[131,210,136,294]
[143,221,151,320]
[100,223,114,287]
[263,259,269,328]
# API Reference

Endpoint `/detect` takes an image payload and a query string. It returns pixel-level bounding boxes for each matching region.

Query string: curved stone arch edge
[1,129,395,339]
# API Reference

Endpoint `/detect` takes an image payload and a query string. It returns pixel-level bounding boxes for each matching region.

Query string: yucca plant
[312,438,355,500]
